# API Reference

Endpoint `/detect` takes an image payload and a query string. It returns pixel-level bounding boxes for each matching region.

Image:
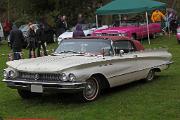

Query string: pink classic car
[177,27,180,44]
[92,22,161,40]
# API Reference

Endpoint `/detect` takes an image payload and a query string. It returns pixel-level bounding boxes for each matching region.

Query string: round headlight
[121,33,127,37]
[9,70,15,78]
[3,70,8,78]
[61,73,68,82]
[69,73,76,82]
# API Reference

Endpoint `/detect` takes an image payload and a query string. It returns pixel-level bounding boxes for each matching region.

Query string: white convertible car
[3,36,172,102]
[57,24,108,44]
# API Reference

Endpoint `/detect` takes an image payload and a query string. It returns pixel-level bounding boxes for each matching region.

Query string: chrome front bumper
[2,79,86,93]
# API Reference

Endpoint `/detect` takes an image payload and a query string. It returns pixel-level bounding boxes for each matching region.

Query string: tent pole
[96,15,99,28]
[146,11,150,45]
[119,14,121,25]
[166,8,170,37]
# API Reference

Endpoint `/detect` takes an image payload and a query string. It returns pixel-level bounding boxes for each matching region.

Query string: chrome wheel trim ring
[83,77,99,101]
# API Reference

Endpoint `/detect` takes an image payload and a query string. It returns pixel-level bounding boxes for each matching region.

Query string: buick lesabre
[3,36,172,102]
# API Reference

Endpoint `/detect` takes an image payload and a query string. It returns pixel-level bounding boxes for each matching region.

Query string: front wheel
[145,69,155,82]
[80,77,101,102]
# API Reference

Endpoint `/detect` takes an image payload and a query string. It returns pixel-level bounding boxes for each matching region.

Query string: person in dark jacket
[27,24,37,58]
[36,24,47,57]
[56,15,67,37]
[73,24,85,38]
[9,25,24,60]
[77,13,85,24]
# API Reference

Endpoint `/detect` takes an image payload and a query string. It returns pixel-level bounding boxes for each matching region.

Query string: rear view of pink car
[92,22,161,40]
[177,27,180,44]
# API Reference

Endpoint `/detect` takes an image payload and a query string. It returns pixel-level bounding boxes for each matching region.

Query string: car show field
[0,35,179,120]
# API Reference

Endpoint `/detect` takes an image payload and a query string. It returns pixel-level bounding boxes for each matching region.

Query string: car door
[139,22,148,39]
[108,40,140,87]
[0,23,4,38]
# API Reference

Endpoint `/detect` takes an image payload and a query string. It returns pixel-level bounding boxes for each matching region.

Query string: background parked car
[92,21,161,40]
[57,24,108,43]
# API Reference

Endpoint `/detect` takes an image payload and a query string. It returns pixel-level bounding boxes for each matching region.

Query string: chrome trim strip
[2,79,86,86]
[108,61,172,79]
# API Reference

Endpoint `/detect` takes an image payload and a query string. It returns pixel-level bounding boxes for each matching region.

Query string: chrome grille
[18,72,61,81]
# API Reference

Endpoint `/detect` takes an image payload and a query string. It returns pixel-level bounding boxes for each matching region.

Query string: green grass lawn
[0,36,180,120]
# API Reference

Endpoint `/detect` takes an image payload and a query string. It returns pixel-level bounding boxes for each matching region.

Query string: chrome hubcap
[147,70,154,81]
[83,78,99,100]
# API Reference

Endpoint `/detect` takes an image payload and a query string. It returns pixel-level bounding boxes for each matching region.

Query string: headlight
[3,69,17,79]
[69,73,76,82]
[61,73,68,82]
[9,70,15,78]
[96,33,102,36]
[3,70,8,78]
[121,33,127,37]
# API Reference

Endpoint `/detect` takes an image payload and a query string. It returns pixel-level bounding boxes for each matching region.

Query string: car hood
[7,55,105,73]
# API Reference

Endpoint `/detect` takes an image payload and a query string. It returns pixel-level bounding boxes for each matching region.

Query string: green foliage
[0,0,105,27]
[1,0,179,27]
[14,14,31,27]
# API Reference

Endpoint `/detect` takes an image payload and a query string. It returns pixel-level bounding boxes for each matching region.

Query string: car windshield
[113,20,145,27]
[54,39,113,56]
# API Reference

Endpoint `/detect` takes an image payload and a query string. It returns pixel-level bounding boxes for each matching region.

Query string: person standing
[151,9,166,33]
[27,23,37,58]
[77,13,85,24]
[36,24,47,57]
[56,15,67,37]
[73,24,85,37]
[151,9,165,23]
[9,25,24,60]
[3,19,12,41]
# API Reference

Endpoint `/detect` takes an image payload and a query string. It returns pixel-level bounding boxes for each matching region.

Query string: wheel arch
[90,73,110,89]
[152,67,161,72]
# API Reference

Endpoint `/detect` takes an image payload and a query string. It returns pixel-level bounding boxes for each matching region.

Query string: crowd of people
[9,22,48,60]
[151,9,179,34]
[0,10,179,60]
[0,14,86,60]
